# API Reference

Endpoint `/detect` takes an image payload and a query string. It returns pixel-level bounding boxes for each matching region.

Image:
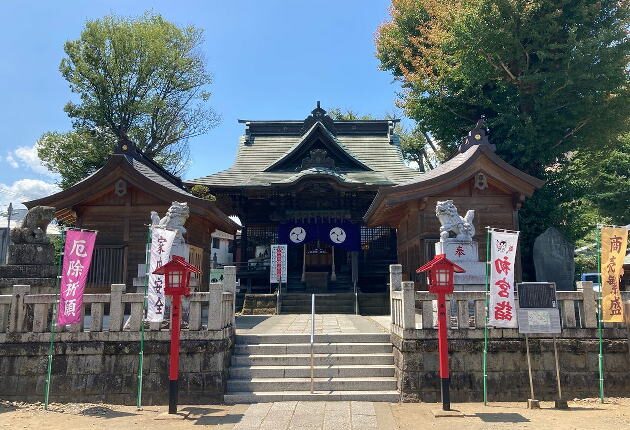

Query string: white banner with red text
[147,227,176,322]
[489,230,519,328]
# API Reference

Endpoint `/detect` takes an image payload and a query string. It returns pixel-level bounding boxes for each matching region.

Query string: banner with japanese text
[601,227,628,323]
[489,230,519,328]
[270,245,287,284]
[147,227,176,322]
[57,230,97,325]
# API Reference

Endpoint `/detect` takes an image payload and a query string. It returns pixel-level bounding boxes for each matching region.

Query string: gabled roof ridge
[263,121,372,172]
[118,146,184,189]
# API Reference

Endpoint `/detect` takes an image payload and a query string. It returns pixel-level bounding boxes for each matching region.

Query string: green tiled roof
[188,121,421,189]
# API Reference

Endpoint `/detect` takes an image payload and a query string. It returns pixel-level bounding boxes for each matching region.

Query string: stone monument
[533,227,575,291]
[434,200,485,288]
[0,206,58,293]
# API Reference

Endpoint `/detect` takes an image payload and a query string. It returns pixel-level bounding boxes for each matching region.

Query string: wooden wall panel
[392,176,520,286]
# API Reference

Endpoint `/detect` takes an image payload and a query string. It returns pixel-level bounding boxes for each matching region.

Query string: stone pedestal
[8,243,55,265]
[0,242,57,294]
[435,240,486,287]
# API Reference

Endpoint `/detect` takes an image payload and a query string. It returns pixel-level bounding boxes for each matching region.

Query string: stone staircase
[281,293,355,314]
[224,333,399,403]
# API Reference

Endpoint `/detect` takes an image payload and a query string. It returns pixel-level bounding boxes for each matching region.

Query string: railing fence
[0,266,236,336]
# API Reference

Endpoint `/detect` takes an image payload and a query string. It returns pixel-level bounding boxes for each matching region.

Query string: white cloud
[0,179,60,209]
[5,153,19,169]
[13,146,53,176]
[4,145,54,177]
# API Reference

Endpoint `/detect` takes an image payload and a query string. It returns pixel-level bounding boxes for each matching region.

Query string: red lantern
[417,253,465,411]
[152,255,201,414]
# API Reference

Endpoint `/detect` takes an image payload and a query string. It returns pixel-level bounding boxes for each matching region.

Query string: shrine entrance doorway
[286,241,352,293]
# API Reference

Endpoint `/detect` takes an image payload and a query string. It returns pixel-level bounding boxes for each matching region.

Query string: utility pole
[3,203,12,264]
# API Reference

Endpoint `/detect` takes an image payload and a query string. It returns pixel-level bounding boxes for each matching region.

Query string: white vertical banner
[147,227,176,322]
[489,230,520,328]
[270,244,287,284]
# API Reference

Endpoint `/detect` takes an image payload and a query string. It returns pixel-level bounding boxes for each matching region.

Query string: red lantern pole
[169,293,182,414]
[152,256,199,415]
[417,254,464,412]
[436,292,450,411]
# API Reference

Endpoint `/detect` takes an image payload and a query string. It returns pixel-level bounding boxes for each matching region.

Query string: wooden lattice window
[244,224,278,260]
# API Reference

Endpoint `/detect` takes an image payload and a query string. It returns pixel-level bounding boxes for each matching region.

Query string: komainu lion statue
[11,206,55,244]
[150,202,190,243]
[435,200,475,241]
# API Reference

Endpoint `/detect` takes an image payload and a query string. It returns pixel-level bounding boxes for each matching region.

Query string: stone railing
[389,264,623,339]
[0,266,237,341]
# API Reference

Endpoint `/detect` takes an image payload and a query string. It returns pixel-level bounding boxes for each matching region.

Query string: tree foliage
[38,13,219,187]
[37,129,115,189]
[376,0,629,174]
[376,0,629,278]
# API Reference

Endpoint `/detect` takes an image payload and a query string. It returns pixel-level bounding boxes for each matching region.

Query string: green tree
[38,13,219,187]
[37,129,114,189]
[376,0,629,278]
[377,0,628,173]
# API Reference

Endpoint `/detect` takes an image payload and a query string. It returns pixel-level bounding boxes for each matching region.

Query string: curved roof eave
[364,145,545,225]
[25,155,238,234]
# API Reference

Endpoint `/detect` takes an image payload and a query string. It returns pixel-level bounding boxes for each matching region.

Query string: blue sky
[0,0,403,210]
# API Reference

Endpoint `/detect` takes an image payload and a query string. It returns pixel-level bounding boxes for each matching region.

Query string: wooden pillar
[240,226,248,261]
[331,246,336,281]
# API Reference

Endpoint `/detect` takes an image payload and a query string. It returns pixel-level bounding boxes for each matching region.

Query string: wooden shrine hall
[26,141,238,292]
[188,103,543,313]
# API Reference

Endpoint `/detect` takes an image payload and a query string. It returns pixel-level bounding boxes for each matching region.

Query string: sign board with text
[270,244,287,284]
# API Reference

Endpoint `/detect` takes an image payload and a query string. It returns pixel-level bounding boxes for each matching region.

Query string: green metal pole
[483,227,491,405]
[596,225,604,404]
[136,226,152,410]
[44,228,66,410]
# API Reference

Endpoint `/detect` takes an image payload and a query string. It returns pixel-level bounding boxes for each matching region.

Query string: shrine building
[24,103,543,315]
[187,103,543,313]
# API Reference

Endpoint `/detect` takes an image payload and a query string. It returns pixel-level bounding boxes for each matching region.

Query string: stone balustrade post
[207,283,223,331]
[390,264,402,326]
[578,281,597,328]
[223,266,236,325]
[8,284,30,333]
[108,284,126,332]
[401,281,416,337]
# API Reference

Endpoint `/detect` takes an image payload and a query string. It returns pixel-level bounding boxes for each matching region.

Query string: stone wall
[0,331,233,405]
[241,294,277,315]
[393,329,630,402]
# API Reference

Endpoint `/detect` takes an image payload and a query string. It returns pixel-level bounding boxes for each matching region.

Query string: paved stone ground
[4,399,630,429]
[236,314,388,334]
[231,401,388,430]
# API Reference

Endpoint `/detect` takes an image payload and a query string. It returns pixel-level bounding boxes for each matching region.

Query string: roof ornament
[300,148,336,170]
[459,116,496,153]
[115,134,138,155]
[301,101,336,136]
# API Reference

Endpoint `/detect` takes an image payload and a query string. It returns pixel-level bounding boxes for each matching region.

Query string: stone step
[229,364,395,379]
[281,307,355,314]
[235,333,390,345]
[224,390,400,404]
[231,353,394,367]
[234,342,392,355]
[227,377,398,392]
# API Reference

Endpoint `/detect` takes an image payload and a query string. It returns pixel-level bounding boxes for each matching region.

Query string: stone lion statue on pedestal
[10,206,55,244]
[150,202,189,244]
[435,200,475,241]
